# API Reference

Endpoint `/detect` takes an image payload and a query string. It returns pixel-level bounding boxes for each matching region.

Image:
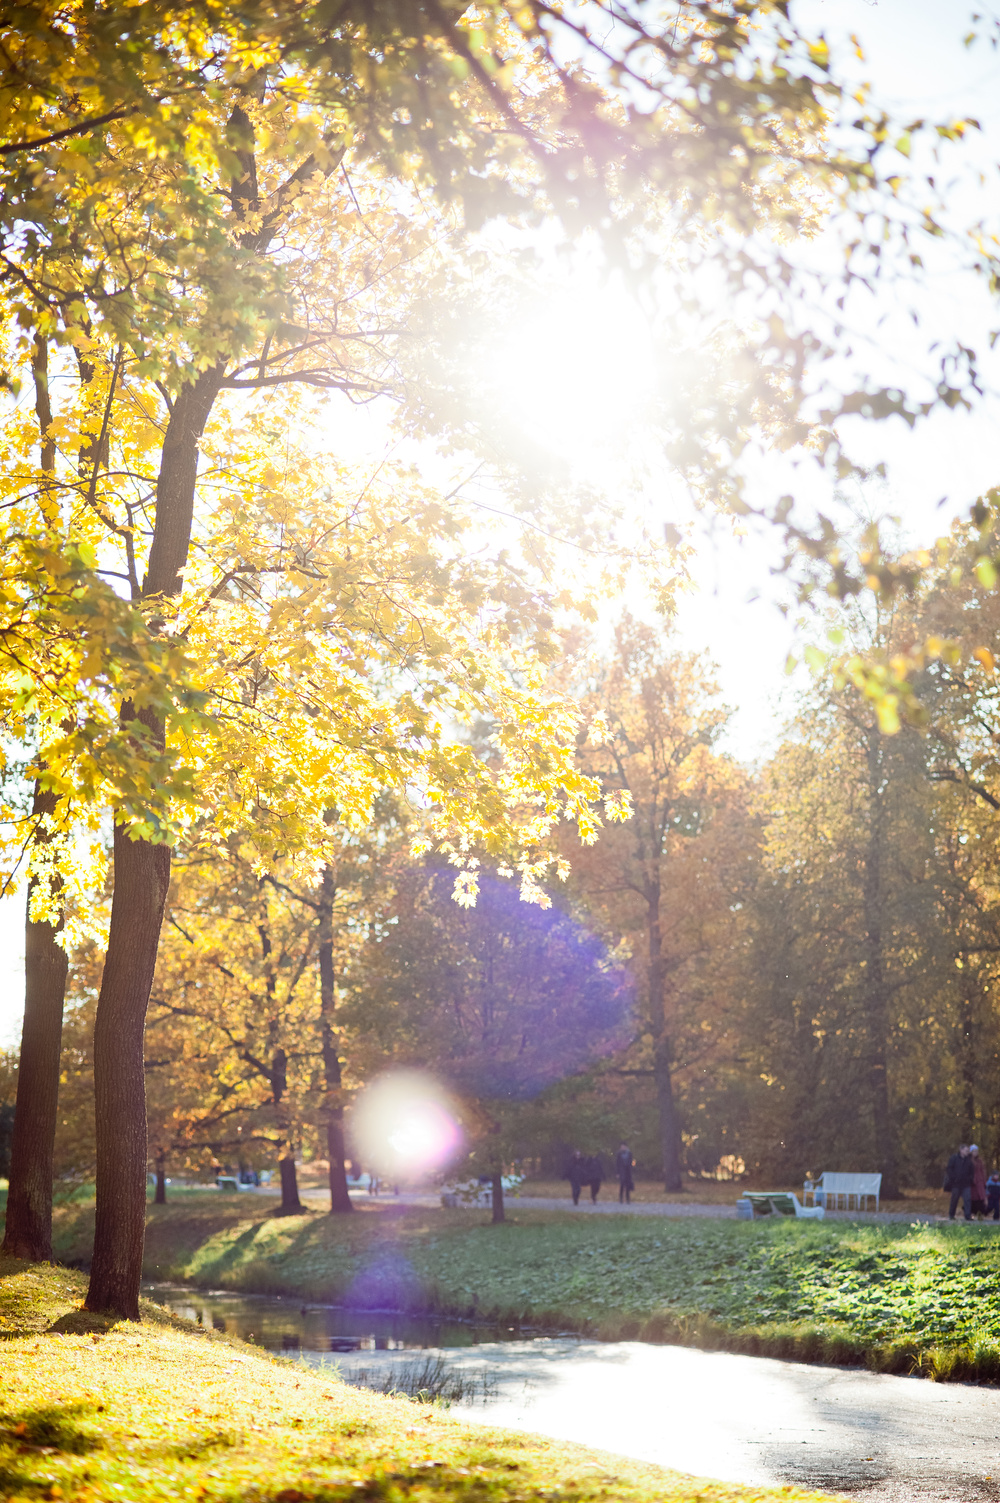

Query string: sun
[477,269,658,479]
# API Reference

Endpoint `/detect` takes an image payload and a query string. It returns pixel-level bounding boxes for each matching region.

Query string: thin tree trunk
[267,1041,303,1216]
[2,341,68,1262]
[491,1168,505,1224]
[647,879,683,1192]
[154,1152,167,1205]
[318,863,352,1213]
[1,789,69,1261]
[958,959,977,1132]
[862,727,900,1201]
[654,1033,684,1193]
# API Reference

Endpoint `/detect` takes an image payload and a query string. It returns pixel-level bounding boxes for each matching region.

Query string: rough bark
[862,727,900,1200]
[86,810,171,1318]
[319,863,353,1213]
[1,787,69,1261]
[85,362,222,1318]
[278,1153,303,1214]
[491,1168,505,1224]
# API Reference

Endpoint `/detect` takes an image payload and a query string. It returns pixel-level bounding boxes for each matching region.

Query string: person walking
[615,1143,635,1204]
[944,1143,974,1221]
[567,1150,587,1206]
[987,1169,1000,1222]
[586,1152,603,1204]
[971,1144,988,1218]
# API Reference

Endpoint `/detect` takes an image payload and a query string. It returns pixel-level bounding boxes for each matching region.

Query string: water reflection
[143,1283,539,1354]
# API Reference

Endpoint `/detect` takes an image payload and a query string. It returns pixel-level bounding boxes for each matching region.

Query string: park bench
[741,1191,825,1220]
[802,1172,882,1212]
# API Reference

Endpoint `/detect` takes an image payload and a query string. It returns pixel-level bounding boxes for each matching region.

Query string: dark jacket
[945,1151,974,1191]
[567,1155,587,1189]
[615,1149,635,1190]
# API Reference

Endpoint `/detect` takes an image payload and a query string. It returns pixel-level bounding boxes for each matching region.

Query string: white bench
[742,1192,825,1221]
[803,1172,882,1212]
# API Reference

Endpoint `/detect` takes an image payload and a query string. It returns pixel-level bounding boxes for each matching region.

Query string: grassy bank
[1,1257,836,1503]
[42,1194,1000,1384]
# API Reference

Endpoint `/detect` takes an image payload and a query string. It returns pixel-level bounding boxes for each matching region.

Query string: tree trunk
[278,1154,303,1214]
[154,1152,167,1205]
[1,788,69,1262]
[958,960,977,1133]
[491,1169,505,1224]
[654,1033,684,1192]
[2,343,68,1262]
[85,817,171,1317]
[646,878,683,1192]
[318,862,352,1213]
[862,727,900,1200]
[85,365,222,1319]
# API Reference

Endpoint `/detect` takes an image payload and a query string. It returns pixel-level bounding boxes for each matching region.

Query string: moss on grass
[0,1257,836,1503]
[44,1194,1000,1384]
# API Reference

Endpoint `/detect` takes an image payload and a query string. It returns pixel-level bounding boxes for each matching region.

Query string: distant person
[567,1150,587,1206]
[971,1145,988,1218]
[585,1152,603,1204]
[944,1143,973,1221]
[987,1170,1000,1222]
[615,1143,635,1204]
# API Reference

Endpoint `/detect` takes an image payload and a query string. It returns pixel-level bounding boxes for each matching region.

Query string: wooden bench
[742,1191,825,1221]
[803,1172,882,1212]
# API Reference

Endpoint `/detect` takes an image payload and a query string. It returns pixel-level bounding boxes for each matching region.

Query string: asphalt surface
[408,1340,1000,1501]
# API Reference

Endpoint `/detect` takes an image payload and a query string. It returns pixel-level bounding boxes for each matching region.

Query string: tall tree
[346,865,631,1221]
[569,619,751,1191]
[1,340,70,1260]
[748,679,940,1192]
[2,0,969,1316]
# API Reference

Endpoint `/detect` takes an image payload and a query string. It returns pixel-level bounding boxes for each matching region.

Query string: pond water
[144,1282,1000,1502]
[143,1282,549,1353]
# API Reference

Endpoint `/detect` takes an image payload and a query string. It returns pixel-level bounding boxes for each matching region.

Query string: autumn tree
[2,0,973,1317]
[745,673,945,1193]
[345,865,631,1221]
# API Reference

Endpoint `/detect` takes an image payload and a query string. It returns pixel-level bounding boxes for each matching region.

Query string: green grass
[0,1256,837,1503]
[43,1194,1000,1383]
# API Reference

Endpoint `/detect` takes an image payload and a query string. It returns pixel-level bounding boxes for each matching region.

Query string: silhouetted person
[945,1143,973,1221]
[987,1170,1000,1222]
[615,1143,635,1204]
[585,1153,603,1204]
[971,1144,987,1218]
[567,1149,587,1206]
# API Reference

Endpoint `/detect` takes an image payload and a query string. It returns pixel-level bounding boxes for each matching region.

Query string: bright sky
[2,0,998,1048]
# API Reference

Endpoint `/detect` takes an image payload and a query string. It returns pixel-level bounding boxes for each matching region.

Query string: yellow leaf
[975,556,997,589]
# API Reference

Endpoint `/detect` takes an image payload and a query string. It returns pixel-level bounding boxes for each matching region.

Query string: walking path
[248,1183,956,1224]
[512,1195,940,1224]
[435,1338,1000,1501]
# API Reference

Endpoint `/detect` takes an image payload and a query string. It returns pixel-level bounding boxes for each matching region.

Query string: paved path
[331,1338,1000,1501]
[239,1183,950,1225]
[512,1195,943,1224]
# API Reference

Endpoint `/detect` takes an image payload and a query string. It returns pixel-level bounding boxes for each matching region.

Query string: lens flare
[351,1072,462,1177]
